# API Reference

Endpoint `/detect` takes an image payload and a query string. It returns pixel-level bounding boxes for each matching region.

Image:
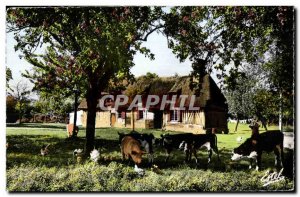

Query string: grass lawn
[6,123,294,192]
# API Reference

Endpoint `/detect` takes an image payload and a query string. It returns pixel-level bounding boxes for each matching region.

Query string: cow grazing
[118,131,155,164]
[179,134,220,165]
[160,133,194,163]
[231,131,284,170]
[121,136,146,166]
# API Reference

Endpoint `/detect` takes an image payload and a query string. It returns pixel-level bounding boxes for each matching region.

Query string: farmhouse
[77,74,228,134]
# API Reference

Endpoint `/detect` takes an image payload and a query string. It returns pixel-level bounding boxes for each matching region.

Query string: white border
[1,1,299,196]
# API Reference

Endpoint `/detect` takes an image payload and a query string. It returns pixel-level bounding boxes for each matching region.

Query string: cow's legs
[208,149,212,164]
[249,158,254,169]
[280,143,284,168]
[165,149,171,163]
[255,152,262,170]
[148,153,154,165]
[193,149,199,164]
[274,145,284,168]
[184,143,192,162]
[188,148,192,162]
[213,147,221,161]
[184,149,190,163]
[121,148,125,161]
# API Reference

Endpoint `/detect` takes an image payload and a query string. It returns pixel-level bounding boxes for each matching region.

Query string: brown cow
[121,136,146,166]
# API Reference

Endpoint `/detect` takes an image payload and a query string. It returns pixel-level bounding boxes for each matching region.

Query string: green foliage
[6,6,165,151]
[6,67,13,90]
[33,93,73,117]
[163,6,294,92]
[224,74,257,119]
[145,72,159,79]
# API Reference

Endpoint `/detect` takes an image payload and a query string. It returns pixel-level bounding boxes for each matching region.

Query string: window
[138,110,144,120]
[117,112,122,119]
[170,110,180,122]
[117,112,125,119]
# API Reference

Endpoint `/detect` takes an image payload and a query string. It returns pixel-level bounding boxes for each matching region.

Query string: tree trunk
[18,101,22,124]
[279,91,283,132]
[85,91,98,155]
[72,91,79,138]
[261,118,268,131]
[234,118,240,132]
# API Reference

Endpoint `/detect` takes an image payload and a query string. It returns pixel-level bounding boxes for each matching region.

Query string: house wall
[81,111,111,128]
[95,111,111,128]
[81,109,228,133]
[204,111,228,132]
[163,110,206,134]
[104,111,154,129]
[69,110,84,126]
[81,111,87,127]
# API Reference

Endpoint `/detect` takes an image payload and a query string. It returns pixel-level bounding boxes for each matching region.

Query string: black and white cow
[231,130,284,170]
[160,133,194,163]
[179,134,220,165]
[118,131,155,164]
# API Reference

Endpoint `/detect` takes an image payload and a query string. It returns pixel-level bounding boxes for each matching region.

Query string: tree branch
[135,25,164,42]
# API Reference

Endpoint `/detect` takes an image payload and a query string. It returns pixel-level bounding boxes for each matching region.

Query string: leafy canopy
[7,7,164,98]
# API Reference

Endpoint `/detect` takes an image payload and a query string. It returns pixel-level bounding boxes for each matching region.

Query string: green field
[6,123,294,192]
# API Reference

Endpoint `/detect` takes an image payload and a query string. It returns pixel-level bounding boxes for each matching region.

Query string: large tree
[163,6,294,129]
[7,7,163,153]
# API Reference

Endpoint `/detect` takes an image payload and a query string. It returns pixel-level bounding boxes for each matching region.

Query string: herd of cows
[118,123,285,172]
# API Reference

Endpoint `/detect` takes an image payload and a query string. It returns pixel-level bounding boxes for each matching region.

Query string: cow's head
[231,138,254,161]
[131,150,146,164]
[140,134,155,153]
[160,134,172,147]
[249,122,260,133]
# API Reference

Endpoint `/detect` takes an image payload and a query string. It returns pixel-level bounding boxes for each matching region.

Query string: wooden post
[131,110,135,131]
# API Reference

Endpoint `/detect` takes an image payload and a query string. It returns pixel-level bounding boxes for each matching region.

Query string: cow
[231,130,284,170]
[179,134,220,165]
[121,136,146,167]
[118,131,155,164]
[160,133,194,163]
